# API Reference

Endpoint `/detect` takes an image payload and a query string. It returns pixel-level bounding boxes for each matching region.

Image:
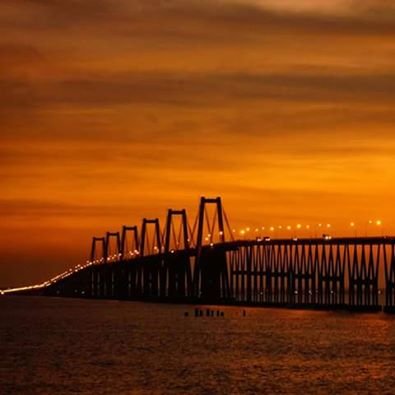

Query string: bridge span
[5,197,395,313]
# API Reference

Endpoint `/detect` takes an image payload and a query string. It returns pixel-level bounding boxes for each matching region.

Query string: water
[1,297,395,394]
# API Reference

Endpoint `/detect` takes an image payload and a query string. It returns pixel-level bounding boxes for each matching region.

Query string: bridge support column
[195,246,229,301]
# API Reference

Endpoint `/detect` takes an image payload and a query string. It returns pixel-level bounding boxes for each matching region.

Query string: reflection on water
[1,297,395,394]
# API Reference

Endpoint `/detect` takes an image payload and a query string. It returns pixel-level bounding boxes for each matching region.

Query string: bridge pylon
[162,209,192,298]
[193,197,230,300]
[90,236,106,264]
[104,232,121,298]
[89,236,106,298]
[139,218,162,297]
[120,226,139,259]
[119,226,140,298]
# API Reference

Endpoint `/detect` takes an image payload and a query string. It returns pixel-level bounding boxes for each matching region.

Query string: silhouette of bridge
[5,197,395,313]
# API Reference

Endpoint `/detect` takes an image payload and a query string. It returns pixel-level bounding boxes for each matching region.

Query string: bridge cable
[171,221,177,251]
[204,206,212,244]
[160,226,166,247]
[152,230,158,254]
[145,231,151,256]
[210,209,217,243]
[223,207,235,242]
[189,214,199,248]
[177,220,183,249]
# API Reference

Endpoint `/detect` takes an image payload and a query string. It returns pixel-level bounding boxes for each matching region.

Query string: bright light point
[376,220,382,226]
[296,224,302,229]
[278,225,282,229]
[327,224,331,228]
[270,226,274,231]
[306,225,310,229]
[286,225,291,230]
[240,230,245,235]
[255,228,259,232]
[246,227,250,232]
[350,222,355,227]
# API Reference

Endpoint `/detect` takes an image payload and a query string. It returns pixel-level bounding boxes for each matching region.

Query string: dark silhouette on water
[5,196,395,313]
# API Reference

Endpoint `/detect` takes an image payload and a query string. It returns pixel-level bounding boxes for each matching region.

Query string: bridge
[4,197,395,313]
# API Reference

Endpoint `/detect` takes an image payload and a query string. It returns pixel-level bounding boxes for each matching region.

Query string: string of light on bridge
[236,219,384,239]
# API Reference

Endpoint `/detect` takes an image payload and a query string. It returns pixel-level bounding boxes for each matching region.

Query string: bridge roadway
[42,235,395,313]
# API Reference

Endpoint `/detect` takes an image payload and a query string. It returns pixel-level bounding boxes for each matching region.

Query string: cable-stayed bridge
[3,197,395,313]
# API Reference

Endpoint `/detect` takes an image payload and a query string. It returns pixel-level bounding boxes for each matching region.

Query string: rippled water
[1,297,395,394]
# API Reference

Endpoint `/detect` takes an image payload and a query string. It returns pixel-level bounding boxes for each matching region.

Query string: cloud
[1,71,395,110]
[2,0,395,41]
[0,198,133,218]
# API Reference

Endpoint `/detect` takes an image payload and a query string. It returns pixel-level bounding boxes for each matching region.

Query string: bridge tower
[120,226,139,259]
[105,232,121,262]
[104,232,121,298]
[119,226,139,299]
[193,197,230,300]
[162,209,193,298]
[139,218,162,297]
[90,237,106,263]
[89,236,106,298]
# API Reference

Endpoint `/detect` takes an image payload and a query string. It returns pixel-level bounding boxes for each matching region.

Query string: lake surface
[1,297,395,394]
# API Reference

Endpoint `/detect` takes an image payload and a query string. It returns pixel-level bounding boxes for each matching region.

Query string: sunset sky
[1,0,395,286]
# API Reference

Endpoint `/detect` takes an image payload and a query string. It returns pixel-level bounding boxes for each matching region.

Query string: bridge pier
[195,246,229,301]
[142,256,161,298]
[164,252,192,299]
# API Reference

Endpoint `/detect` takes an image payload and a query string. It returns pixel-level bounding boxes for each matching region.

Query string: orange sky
[1,0,395,286]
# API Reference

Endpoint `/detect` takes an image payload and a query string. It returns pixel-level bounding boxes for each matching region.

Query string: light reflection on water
[1,297,395,394]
